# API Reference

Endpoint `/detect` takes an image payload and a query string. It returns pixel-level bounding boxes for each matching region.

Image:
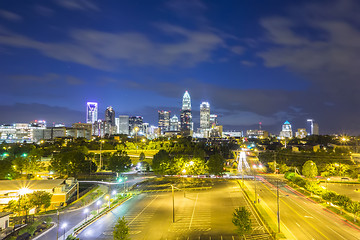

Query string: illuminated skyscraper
[210,114,218,127]
[129,116,143,135]
[118,115,129,135]
[158,110,170,133]
[105,106,115,126]
[180,91,192,136]
[182,91,191,111]
[170,115,179,131]
[306,119,314,136]
[86,102,98,124]
[279,121,293,138]
[200,102,210,129]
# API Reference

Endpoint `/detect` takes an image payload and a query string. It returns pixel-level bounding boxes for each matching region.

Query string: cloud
[0,10,22,22]
[165,0,207,24]
[34,5,54,17]
[0,24,224,70]
[0,103,83,125]
[54,0,99,11]
[256,0,360,134]
[230,46,244,55]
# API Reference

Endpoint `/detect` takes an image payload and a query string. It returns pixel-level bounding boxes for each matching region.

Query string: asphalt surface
[250,175,360,240]
[77,180,270,240]
[319,182,360,201]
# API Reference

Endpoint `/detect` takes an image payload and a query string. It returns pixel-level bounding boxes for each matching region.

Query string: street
[249,176,360,240]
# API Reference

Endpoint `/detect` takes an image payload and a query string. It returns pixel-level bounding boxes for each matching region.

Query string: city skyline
[1,0,360,134]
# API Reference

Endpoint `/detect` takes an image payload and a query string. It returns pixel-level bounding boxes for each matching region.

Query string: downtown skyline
[1,0,360,134]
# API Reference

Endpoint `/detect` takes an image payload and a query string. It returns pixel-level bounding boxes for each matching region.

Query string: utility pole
[99,140,102,171]
[77,181,79,200]
[277,180,280,233]
[56,210,59,240]
[171,185,175,223]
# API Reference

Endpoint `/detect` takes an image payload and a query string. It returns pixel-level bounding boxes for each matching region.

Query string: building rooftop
[0,212,11,218]
[0,179,66,192]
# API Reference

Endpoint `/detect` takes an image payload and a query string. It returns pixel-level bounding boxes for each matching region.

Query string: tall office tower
[118,115,129,135]
[306,119,314,136]
[158,110,170,133]
[105,106,115,126]
[313,123,319,135]
[129,116,143,135]
[180,91,192,136]
[115,117,119,134]
[200,102,210,129]
[86,102,98,124]
[210,114,218,127]
[279,121,293,138]
[170,115,179,131]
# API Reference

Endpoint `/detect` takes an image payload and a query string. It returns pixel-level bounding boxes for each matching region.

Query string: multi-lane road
[247,175,360,240]
[77,180,270,240]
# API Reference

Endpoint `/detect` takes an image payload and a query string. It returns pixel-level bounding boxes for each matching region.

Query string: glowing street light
[96,200,101,214]
[62,223,67,240]
[105,195,110,209]
[84,208,89,221]
[189,161,194,166]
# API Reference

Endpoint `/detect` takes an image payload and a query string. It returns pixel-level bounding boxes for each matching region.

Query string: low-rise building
[0,179,78,210]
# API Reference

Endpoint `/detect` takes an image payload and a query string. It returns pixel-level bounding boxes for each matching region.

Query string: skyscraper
[279,121,293,138]
[200,102,210,129]
[210,114,218,127]
[129,116,143,135]
[306,119,314,136]
[170,115,179,131]
[118,115,129,135]
[180,91,192,136]
[105,106,115,126]
[86,102,98,124]
[158,110,170,133]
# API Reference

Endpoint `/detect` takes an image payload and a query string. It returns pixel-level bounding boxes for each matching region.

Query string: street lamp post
[253,165,258,203]
[171,185,175,223]
[97,200,101,214]
[56,210,59,240]
[62,223,67,240]
[277,180,280,233]
[99,140,104,171]
[182,169,186,197]
[84,208,89,222]
[105,195,110,209]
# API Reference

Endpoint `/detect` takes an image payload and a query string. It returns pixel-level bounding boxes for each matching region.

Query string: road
[77,180,270,240]
[37,177,146,240]
[248,175,360,240]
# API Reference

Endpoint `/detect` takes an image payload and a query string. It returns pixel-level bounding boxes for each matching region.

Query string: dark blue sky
[1,0,360,134]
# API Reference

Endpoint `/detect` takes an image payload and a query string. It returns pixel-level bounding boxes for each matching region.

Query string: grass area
[240,182,279,239]
[126,149,158,156]
[137,177,216,191]
[5,217,53,240]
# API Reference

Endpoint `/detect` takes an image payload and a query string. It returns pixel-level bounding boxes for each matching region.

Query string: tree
[139,152,145,161]
[207,153,225,175]
[113,216,130,240]
[232,207,252,238]
[108,151,131,173]
[302,160,318,178]
[28,191,52,213]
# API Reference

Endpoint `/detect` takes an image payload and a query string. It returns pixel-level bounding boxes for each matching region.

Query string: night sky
[1,0,360,135]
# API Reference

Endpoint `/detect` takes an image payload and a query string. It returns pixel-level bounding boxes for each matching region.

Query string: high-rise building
[279,121,293,138]
[118,115,129,135]
[129,116,143,135]
[86,102,98,124]
[313,123,319,135]
[180,91,192,136]
[306,119,314,136]
[200,102,210,129]
[105,106,115,126]
[158,110,170,133]
[210,114,218,127]
[170,115,179,131]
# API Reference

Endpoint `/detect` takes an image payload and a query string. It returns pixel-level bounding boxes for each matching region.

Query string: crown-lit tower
[86,102,98,124]
[180,91,193,136]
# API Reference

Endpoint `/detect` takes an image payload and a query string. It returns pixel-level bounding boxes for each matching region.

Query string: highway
[77,180,270,239]
[247,175,360,240]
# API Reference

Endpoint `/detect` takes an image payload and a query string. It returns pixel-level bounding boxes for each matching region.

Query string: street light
[62,223,67,240]
[84,208,89,221]
[96,200,101,214]
[134,127,139,153]
[182,169,186,197]
[105,195,110,209]
[99,140,105,171]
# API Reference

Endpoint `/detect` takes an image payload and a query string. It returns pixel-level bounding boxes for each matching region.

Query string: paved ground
[77,180,270,240]
[251,176,360,240]
[319,182,360,201]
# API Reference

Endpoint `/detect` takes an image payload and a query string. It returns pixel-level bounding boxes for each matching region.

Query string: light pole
[56,210,59,240]
[182,169,186,197]
[62,223,67,240]
[134,126,139,153]
[99,140,105,171]
[105,195,110,209]
[84,208,89,222]
[253,165,258,203]
[97,200,101,214]
[277,180,280,233]
[171,185,175,223]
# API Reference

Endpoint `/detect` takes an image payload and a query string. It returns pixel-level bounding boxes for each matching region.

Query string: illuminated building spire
[182,91,191,111]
